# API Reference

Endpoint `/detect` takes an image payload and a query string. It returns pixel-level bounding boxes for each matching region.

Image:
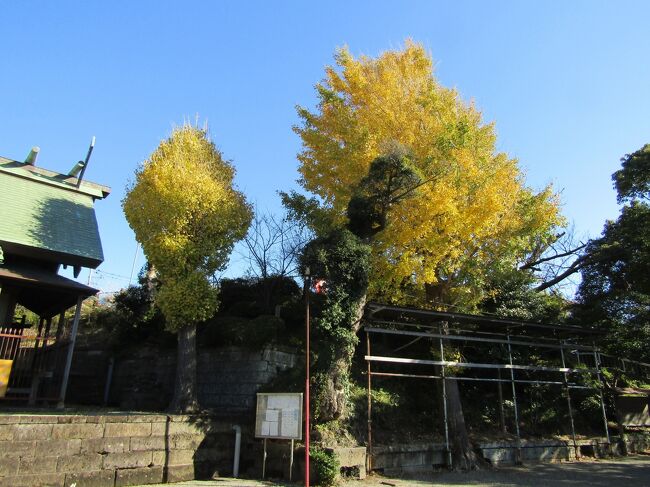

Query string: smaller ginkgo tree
[123,124,252,412]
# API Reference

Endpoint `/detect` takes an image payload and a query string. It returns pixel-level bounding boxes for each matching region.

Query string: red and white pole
[304,267,311,487]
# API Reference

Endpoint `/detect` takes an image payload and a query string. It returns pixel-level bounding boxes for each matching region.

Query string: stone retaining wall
[0,413,245,487]
[370,434,650,473]
[68,346,297,413]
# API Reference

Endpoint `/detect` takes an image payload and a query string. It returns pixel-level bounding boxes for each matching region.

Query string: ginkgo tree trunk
[123,124,252,413]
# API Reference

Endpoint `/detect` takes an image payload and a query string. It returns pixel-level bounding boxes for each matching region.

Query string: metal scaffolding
[362,303,626,470]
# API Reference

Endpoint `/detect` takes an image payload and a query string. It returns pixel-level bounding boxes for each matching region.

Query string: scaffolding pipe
[364,355,595,374]
[497,369,506,434]
[439,328,452,469]
[366,326,594,351]
[560,341,578,459]
[507,336,522,464]
[593,345,611,449]
[366,331,372,473]
[365,371,592,388]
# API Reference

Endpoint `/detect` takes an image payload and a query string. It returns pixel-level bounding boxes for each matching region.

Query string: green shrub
[311,447,340,487]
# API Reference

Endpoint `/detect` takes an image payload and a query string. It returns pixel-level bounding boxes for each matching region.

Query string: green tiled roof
[0,156,111,268]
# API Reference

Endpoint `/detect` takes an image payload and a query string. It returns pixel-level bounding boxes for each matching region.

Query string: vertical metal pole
[58,296,83,409]
[304,269,311,487]
[507,335,522,464]
[560,341,578,459]
[497,369,506,434]
[103,357,115,406]
[439,328,452,469]
[592,343,611,452]
[290,439,295,482]
[366,331,372,473]
[263,438,267,479]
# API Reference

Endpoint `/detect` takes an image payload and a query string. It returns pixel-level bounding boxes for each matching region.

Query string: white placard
[255,393,303,440]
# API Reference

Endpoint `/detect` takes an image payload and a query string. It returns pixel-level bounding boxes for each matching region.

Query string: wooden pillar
[0,287,17,326]
[57,296,83,409]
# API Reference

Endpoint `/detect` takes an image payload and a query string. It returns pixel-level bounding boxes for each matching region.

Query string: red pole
[304,268,310,487]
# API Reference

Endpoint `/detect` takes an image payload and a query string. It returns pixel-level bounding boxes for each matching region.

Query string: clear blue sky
[2,1,649,294]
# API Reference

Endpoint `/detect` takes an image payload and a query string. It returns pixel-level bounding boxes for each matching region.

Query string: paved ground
[137,454,650,487]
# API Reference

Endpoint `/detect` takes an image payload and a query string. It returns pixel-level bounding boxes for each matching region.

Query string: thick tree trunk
[317,294,367,422]
[440,321,485,470]
[169,324,199,413]
[316,357,350,422]
[426,281,485,470]
[444,376,483,469]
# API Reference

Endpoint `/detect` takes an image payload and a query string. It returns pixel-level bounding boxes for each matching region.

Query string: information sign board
[255,392,303,440]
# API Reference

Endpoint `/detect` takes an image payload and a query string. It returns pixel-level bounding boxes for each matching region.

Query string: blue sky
[2,1,649,294]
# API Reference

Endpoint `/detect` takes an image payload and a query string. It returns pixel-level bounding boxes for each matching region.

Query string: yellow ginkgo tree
[294,41,562,309]
[292,41,564,468]
[123,124,252,412]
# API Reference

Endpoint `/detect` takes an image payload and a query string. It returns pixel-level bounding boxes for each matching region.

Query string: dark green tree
[574,144,650,362]
[297,151,420,422]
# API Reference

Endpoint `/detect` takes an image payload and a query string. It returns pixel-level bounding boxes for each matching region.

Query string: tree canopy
[575,144,650,362]
[293,41,562,308]
[123,125,252,329]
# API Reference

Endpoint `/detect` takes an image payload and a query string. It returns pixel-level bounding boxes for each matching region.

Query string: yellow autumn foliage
[123,125,252,329]
[295,41,562,307]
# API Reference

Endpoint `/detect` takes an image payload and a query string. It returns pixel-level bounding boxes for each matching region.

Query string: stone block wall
[68,345,297,413]
[197,347,297,412]
[0,413,245,487]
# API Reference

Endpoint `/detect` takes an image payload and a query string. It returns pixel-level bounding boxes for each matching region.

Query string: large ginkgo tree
[123,124,252,412]
[290,41,563,468]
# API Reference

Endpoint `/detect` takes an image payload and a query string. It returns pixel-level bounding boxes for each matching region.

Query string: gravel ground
[136,454,650,487]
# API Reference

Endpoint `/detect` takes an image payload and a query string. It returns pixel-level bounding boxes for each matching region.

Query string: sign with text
[255,393,303,440]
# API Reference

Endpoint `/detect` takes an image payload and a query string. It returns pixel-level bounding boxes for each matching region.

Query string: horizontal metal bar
[365,355,598,374]
[481,444,572,450]
[365,326,594,351]
[372,320,568,344]
[598,353,650,369]
[366,302,603,335]
[370,372,441,380]
[367,372,598,389]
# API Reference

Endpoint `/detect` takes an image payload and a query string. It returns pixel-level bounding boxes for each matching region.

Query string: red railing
[0,317,70,402]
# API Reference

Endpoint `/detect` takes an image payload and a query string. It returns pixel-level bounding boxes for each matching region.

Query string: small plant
[311,447,340,487]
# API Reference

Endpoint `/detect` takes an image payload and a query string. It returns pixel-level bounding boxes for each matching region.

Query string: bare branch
[520,243,587,270]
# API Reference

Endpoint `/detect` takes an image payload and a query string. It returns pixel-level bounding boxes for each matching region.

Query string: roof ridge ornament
[67,136,95,187]
[24,146,39,165]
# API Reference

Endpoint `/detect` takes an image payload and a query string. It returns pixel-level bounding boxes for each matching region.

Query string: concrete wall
[371,442,446,474]
[370,435,650,473]
[67,346,297,413]
[0,413,245,487]
[616,393,650,427]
